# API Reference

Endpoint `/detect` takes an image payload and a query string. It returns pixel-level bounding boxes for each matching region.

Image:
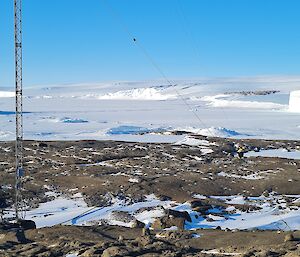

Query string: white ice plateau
[1,76,300,142]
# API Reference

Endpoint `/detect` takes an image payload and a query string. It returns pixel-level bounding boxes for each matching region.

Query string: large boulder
[101,246,130,257]
[190,199,212,214]
[152,209,192,230]
[167,209,192,222]
[0,229,28,244]
[18,219,36,230]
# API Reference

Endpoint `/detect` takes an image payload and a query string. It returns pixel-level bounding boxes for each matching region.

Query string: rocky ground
[0,134,300,256]
[1,135,299,207]
[1,225,299,256]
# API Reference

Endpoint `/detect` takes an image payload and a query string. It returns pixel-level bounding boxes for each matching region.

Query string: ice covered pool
[245,148,300,160]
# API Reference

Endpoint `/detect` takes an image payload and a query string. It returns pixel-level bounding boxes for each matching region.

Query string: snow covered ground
[5,193,300,231]
[1,76,300,142]
[5,193,173,229]
[186,194,300,231]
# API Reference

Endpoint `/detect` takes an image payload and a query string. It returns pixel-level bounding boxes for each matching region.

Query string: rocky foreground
[0,134,300,256]
[1,225,299,256]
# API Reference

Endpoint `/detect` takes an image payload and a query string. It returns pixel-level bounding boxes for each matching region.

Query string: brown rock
[241,249,256,257]
[132,219,144,228]
[192,206,211,214]
[0,229,29,244]
[142,227,150,236]
[283,252,300,257]
[152,216,186,230]
[101,246,130,257]
[152,209,191,230]
[135,235,153,247]
[81,247,103,257]
[284,233,294,242]
[152,218,164,230]
[167,209,192,222]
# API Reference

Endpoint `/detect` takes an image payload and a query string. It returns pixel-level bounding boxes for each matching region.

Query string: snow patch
[202,94,287,110]
[198,127,243,138]
[183,194,300,231]
[4,193,299,231]
[66,253,78,257]
[218,171,264,180]
[245,148,300,160]
[174,126,244,138]
[175,136,214,154]
[289,90,300,112]
[175,136,210,146]
[128,178,139,183]
[201,249,240,256]
[4,194,173,229]
[94,87,176,101]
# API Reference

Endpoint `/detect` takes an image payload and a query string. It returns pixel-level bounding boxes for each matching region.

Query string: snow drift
[289,90,300,112]
[176,127,244,138]
[202,94,287,110]
[95,87,176,101]
[198,127,243,137]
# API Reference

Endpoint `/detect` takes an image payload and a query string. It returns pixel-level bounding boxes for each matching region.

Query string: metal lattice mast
[14,0,24,221]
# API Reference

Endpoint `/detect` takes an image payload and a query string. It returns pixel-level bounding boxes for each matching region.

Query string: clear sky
[1,0,300,87]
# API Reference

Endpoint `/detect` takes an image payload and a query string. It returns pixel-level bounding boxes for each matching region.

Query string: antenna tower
[14,0,24,221]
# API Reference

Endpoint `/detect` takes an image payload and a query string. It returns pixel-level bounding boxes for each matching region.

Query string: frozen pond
[245,148,300,160]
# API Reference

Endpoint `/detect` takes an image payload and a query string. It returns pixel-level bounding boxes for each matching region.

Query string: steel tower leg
[14,0,24,221]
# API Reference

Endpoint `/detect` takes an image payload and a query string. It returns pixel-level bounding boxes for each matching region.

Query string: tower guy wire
[101,0,216,137]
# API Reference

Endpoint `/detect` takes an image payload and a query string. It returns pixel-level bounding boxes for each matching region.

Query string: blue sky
[1,0,300,87]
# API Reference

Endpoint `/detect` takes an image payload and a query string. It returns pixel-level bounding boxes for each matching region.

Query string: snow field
[1,77,300,142]
[5,193,299,231]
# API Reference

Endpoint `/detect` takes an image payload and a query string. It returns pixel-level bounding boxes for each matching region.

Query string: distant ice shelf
[1,78,300,141]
